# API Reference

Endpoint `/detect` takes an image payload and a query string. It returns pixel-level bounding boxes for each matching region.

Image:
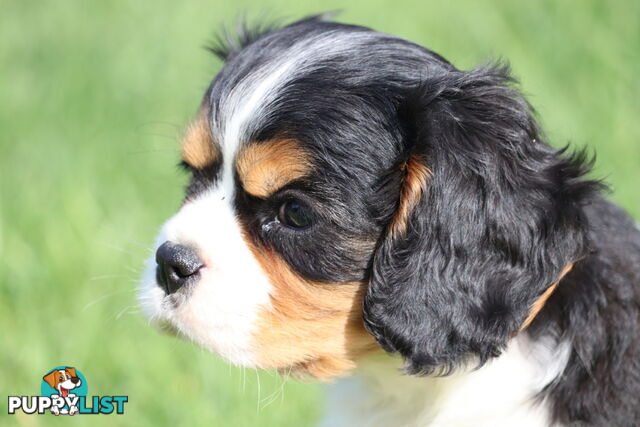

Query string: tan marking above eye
[235,139,312,198]
[180,108,220,169]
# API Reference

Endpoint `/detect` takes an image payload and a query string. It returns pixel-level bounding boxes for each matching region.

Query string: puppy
[42,367,82,415]
[140,15,640,426]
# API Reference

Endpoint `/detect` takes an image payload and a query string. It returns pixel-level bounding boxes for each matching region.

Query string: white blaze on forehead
[212,31,379,192]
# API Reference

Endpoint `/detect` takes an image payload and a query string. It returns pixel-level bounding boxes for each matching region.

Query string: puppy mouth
[159,279,195,307]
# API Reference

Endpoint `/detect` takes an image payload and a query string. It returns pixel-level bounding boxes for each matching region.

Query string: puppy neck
[321,334,570,427]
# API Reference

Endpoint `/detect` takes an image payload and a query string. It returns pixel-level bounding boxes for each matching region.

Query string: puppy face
[140,26,403,378]
[140,17,598,379]
[43,368,81,396]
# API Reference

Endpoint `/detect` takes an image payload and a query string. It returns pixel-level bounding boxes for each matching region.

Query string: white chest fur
[321,335,569,427]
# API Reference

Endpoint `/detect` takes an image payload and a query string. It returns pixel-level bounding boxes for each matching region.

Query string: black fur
[188,15,640,424]
[531,200,640,425]
[364,65,602,376]
[207,13,336,61]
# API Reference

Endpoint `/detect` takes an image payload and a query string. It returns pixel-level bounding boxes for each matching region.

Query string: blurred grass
[1,1,638,426]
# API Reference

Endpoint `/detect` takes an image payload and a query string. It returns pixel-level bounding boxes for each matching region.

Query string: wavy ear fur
[363,64,602,375]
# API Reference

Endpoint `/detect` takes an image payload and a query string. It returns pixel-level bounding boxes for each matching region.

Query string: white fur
[321,335,570,427]
[213,30,378,159]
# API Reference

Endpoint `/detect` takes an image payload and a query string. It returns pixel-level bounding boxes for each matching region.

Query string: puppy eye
[277,200,312,229]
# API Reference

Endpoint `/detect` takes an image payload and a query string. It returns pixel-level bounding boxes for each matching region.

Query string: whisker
[96,241,138,256]
[127,148,178,155]
[115,305,139,320]
[89,274,132,281]
[82,288,138,311]
[254,368,262,412]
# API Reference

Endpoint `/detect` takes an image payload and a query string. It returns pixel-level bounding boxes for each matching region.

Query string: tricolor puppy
[140,15,640,426]
[42,367,82,415]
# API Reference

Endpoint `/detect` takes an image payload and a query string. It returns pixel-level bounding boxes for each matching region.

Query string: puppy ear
[364,64,601,375]
[43,370,58,388]
[66,367,77,377]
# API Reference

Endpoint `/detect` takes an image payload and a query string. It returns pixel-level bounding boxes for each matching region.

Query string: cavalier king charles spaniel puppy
[140,14,640,426]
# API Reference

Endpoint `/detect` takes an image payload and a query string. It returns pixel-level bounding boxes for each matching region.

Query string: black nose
[155,241,204,294]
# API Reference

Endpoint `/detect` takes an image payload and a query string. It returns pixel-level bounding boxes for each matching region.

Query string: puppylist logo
[7,366,128,416]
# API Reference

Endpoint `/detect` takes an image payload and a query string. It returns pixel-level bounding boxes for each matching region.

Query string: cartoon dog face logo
[42,367,82,398]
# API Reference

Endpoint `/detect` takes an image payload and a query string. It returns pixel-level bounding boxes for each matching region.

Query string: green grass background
[1,1,638,426]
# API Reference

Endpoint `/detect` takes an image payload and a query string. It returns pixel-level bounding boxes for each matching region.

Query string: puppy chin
[139,262,260,367]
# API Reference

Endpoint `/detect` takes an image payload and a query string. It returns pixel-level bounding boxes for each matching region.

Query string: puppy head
[140,16,600,379]
[43,368,80,390]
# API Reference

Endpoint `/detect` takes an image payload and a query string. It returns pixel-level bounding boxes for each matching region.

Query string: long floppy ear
[43,370,58,388]
[66,367,77,377]
[363,64,601,375]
